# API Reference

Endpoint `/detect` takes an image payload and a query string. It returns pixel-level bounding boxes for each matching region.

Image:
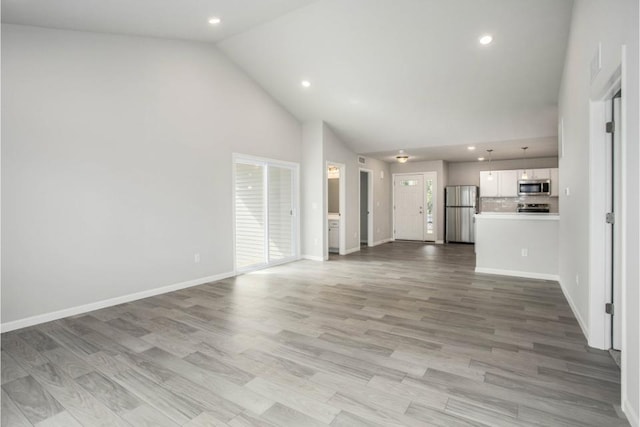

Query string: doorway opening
[359,169,374,247]
[326,162,346,257]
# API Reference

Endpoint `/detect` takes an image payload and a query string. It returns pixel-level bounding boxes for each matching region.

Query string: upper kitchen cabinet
[517,168,551,180]
[498,170,518,197]
[550,168,559,197]
[480,170,517,197]
[480,171,499,197]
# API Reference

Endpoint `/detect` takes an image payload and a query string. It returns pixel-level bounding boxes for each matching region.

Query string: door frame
[392,172,438,242]
[325,161,346,258]
[587,46,627,355]
[232,153,300,274]
[359,168,374,247]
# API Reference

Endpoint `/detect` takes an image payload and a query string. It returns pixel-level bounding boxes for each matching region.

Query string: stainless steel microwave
[518,179,551,196]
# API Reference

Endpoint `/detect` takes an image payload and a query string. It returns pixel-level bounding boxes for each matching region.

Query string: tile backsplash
[480,196,559,213]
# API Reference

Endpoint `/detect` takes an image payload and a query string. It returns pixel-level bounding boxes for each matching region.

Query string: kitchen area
[445,163,560,280]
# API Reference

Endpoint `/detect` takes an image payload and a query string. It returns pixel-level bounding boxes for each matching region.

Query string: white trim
[343,246,360,255]
[588,98,610,350]
[372,238,392,246]
[0,271,235,333]
[435,240,444,244]
[475,267,560,282]
[618,45,629,414]
[558,279,589,342]
[302,254,325,262]
[623,397,639,427]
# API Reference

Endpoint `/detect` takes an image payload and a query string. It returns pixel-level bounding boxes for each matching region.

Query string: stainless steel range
[517,203,550,213]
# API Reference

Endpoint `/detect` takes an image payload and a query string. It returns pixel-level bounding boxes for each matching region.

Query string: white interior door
[394,174,424,240]
[611,92,622,350]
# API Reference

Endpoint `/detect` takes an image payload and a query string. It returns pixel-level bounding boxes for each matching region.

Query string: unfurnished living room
[1,1,639,426]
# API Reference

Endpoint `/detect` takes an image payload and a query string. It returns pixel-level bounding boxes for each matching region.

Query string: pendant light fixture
[487,149,494,181]
[520,147,529,179]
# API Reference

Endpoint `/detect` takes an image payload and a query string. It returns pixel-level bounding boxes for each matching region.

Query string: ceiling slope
[218,0,574,155]
[1,0,318,43]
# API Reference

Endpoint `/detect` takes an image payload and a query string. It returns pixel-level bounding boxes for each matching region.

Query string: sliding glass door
[234,156,297,271]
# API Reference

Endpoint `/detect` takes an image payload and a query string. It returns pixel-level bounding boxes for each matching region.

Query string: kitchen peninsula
[475,212,559,280]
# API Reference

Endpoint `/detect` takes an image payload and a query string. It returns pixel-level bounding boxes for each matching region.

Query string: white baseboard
[623,399,639,427]
[436,240,444,244]
[0,271,235,333]
[302,254,325,261]
[372,238,392,247]
[475,267,560,282]
[342,246,361,255]
[557,279,589,342]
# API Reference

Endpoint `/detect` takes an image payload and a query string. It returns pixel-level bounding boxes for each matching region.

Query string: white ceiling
[0,0,318,43]
[2,0,574,162]
[364,136,558,164]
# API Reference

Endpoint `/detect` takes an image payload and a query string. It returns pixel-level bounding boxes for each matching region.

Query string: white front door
[394,174,424,240]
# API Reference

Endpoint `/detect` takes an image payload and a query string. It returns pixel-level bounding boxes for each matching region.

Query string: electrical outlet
[521,248,528,257]
[314,238,318,245]
[565,187,571,196]
[194,253,200,263]
[575,274,580,286]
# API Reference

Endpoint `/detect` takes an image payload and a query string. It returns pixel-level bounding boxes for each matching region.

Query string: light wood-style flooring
[1,242,628,426]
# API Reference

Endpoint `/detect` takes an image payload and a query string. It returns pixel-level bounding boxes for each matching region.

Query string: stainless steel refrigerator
[445,186,478,243]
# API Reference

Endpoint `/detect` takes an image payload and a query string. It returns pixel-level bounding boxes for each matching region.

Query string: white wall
[390,160,446,242]
[1,25,302,327]
[475,215,559,280]
[301,121,392,258]
[301,122,324,260]
[323,124,360,253]
[448,157,559,187]
[558,1,639,425]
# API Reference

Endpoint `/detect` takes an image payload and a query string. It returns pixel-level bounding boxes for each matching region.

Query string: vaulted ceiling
[2,0,574,161]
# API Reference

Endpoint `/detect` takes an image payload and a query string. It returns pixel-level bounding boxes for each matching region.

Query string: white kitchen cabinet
[328,219,339,251]
[518,168,550,180]
[550,168,559,196]
[480,171,499,197]
[498,170,518,197]
[533,168,550,179]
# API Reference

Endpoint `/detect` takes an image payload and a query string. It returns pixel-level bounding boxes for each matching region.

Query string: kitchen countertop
[475,213,559,220]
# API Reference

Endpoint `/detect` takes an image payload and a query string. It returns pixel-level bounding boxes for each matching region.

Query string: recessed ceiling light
[467,146,476,150]
[208,17,221,25]
[478,157,485,161]
[301,80,311,88]
[479,35,493,45]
